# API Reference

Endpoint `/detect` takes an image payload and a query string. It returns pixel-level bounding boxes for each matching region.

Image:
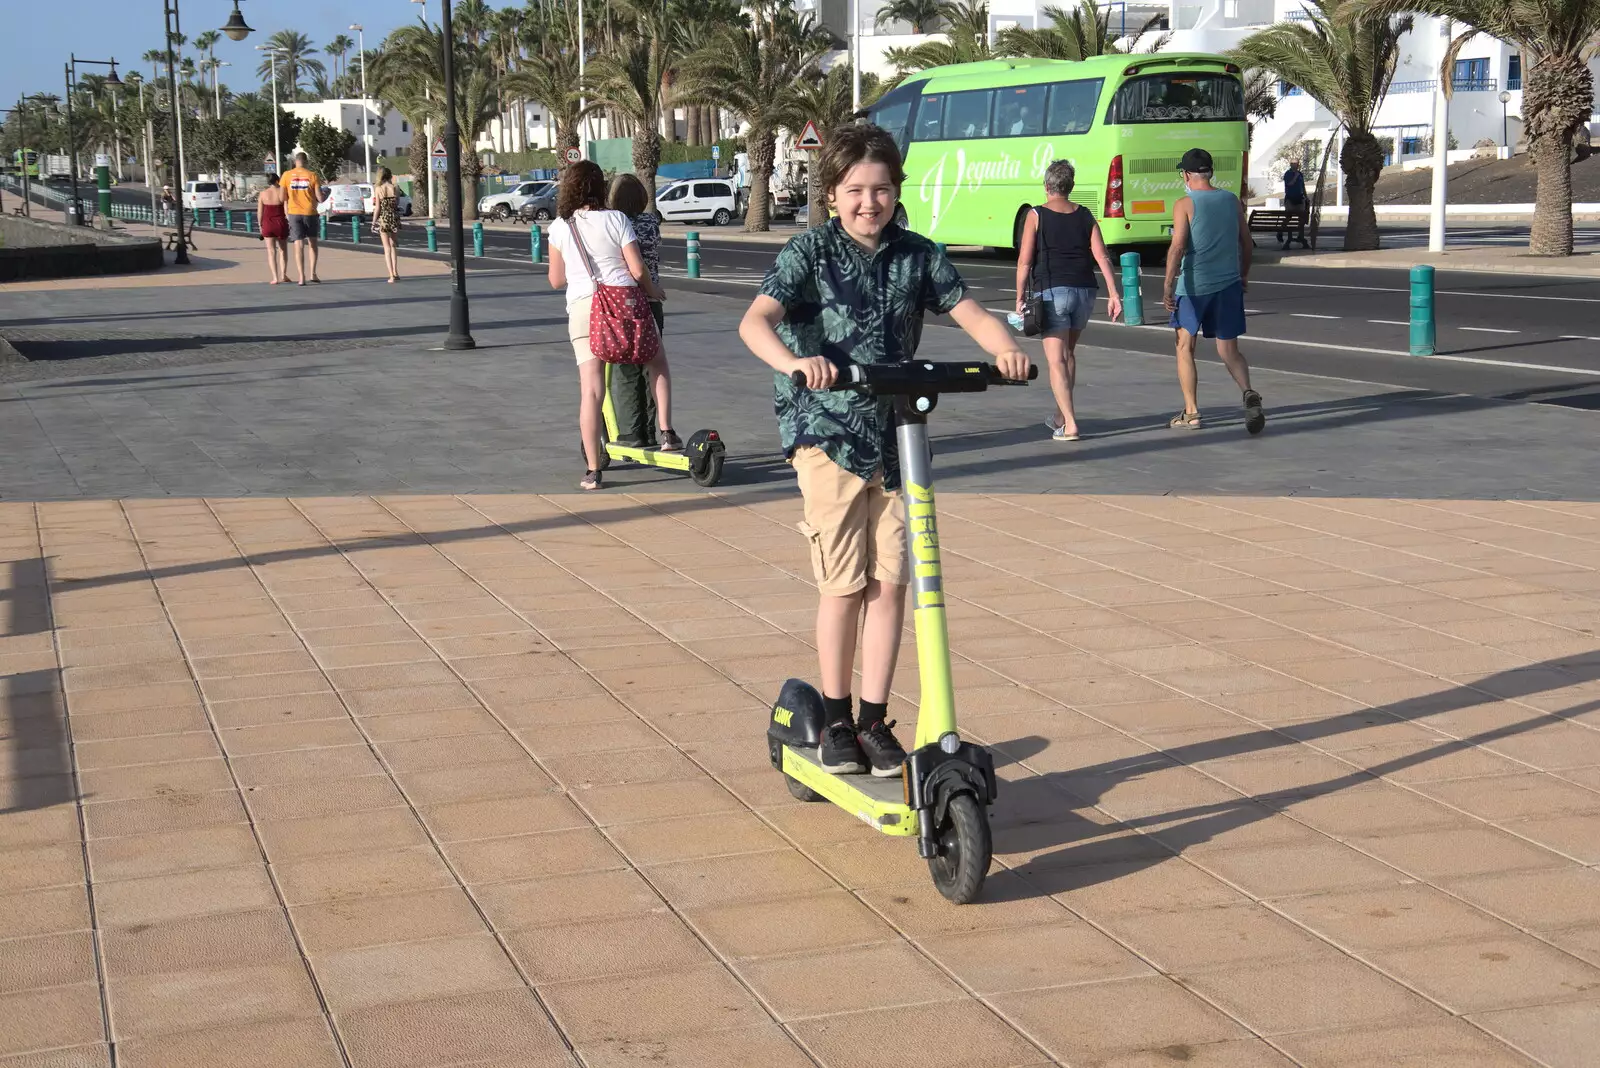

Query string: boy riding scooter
[738,124,1030,777]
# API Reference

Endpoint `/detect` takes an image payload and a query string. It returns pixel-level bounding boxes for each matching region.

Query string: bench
[1248,208,1311,248]
[162,230,196,252]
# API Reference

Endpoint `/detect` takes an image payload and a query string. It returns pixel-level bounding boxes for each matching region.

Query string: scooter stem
[896,400,957,751]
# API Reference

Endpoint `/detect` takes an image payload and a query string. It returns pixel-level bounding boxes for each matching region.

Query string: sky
[1,1,432,108]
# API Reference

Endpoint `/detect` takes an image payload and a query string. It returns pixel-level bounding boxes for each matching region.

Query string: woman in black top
[1015,159,1122,440]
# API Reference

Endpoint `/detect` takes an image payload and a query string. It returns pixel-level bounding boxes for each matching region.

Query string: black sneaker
[817,719,866,774]
[857,719,907,778]
[1243,390,1266,436]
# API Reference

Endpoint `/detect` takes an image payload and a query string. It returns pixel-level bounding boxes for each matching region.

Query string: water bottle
[1005,310,1025,331]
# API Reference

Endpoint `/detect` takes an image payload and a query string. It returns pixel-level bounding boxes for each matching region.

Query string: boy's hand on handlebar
[789,356,837,390]
[995,349,1031,381]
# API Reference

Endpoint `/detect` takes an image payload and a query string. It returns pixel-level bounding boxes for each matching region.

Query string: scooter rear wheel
[928,793,990,904]
[690,451,724,487]
[785,775,823,802]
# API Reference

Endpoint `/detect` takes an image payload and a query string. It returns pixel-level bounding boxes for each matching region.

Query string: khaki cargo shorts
[791,446,908,596]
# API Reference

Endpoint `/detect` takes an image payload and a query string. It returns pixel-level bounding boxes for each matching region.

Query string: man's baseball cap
[1177,148,1214,174]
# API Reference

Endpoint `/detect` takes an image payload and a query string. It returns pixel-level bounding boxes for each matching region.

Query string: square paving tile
[101,908,299,979]
[107,961,323,1040]
[336,987,575,1068]
[1467,999,1600,1068]
[505,913,713,984]
[289,887,488,954]
[0,984,106,1057]
[311,932,523,1012]
[1370,935,1600,1014]
[539,963,767,1044]
[921,921,1153,995]
[1276,1018,1546,1068]
[1181,952,1442,1035]
[114,1015,344,1068]
[739,941,965,1020]
[991,976,1246,1064]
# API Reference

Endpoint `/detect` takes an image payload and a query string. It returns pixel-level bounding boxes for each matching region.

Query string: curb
[0,336,25,363]
[1268,253,1600,280]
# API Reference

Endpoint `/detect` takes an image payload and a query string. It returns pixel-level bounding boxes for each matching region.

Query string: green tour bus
[865,54,1249,251]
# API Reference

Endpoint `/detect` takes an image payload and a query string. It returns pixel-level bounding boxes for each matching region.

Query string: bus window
[912,94,945,141]
[995,85,1047,137]
[942,88,993,139]
[867,83,920,154]
[1108,73,1244,124]
[1044,80,1103,135]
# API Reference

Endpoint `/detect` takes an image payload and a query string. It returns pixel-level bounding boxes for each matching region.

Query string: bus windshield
[1108,72,1244,124]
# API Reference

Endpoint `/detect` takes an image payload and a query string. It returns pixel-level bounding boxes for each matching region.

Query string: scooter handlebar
[788,361,1036,394]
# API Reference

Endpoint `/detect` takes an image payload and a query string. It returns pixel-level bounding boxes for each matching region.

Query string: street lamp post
[351,24,371,184]
[257,46,285,171]
[1498,89,1511,153]
[63,55,121,226]
[438,0,474,348]
[213,59,230,118]
[1427,19,1451,253]
[161,0,191,260]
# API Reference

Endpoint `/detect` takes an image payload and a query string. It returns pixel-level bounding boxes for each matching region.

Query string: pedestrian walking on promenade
[280,153,323,286]
[547,160,673,491]
[1163,148,1266,435]
[606,173,662,448]
[256,173,289,285]
[372,167,402,283]
[1014,159,1122,442]
[1281,158,1310,249]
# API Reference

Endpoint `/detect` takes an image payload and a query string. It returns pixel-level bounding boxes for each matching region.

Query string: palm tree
[678,0,832,231]
[784,63,880,222]
[505,47,584,159]
[1348,0,1600,256]
[255,30,324,102]
[883,1,992,78]
[996,0,1167,60]
[1242,68,1278,146]
[194,30,221,107]
[582,0,678,201]
[875,0,944,33]
[454,0,494,47]
[1231,0,1411,251]
[325,34,354,81]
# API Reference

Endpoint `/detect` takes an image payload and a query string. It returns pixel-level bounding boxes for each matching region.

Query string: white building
[800,0,1600,197]
[282,99,416,165]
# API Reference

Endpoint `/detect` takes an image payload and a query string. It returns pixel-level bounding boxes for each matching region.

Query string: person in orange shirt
[279,153,324,285]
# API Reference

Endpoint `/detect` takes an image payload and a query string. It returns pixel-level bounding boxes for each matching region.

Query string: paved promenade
[1,251,1598,1067]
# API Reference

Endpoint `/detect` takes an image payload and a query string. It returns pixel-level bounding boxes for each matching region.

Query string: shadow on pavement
[984,651,1600,899]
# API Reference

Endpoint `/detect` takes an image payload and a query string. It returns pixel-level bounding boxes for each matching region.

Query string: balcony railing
[1506,74,1522,90]
[1452,77,1499,92]
[1389,79,1438,94]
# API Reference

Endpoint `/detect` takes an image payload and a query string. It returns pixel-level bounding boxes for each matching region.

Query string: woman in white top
[548,161,672,491]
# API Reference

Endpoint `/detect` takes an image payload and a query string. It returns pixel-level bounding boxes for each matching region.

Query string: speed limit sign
[564,147,582,164]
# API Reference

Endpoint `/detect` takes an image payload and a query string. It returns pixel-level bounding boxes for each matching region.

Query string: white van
[182,180,224,210]
[655,178,737,226]
[317,183,367,217]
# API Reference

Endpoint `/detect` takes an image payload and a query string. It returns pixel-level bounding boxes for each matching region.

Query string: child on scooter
[738,124,1030,777]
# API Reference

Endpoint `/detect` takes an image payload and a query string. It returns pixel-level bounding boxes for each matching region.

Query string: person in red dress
[257,173,290,284]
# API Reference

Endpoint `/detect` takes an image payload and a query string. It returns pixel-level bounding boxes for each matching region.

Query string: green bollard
[1409,265,1435,356]
[530,224,543,263]
[686,230,701,278]
[352,217,360,244]
[426,218,437,253]
[225,209,234,231]
[473,220,484,257]
[319,214,328,241]
[244,211,254,234]
[1120,251,1144,327]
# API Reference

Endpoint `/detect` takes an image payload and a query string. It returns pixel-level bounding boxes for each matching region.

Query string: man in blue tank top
[1161,148,1266,435]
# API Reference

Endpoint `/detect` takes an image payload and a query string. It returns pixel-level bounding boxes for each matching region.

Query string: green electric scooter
[767,359,1035,904]
[592,363,728,486]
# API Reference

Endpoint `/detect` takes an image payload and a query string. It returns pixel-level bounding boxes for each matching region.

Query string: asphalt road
[158,196,1600,411]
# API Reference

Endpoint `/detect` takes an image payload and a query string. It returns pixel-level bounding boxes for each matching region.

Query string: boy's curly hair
[817,123,906,197]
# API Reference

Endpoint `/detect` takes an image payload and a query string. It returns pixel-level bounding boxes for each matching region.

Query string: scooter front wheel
[928,793,990,904]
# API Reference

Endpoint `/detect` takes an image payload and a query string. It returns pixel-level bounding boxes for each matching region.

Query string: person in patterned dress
[738,124,1031,778]
[372,168,402,283]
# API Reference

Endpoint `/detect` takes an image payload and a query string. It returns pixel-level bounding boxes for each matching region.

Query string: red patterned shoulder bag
[568,213,659,366]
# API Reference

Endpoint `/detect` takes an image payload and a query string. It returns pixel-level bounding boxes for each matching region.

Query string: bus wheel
[1011,206,1034,255]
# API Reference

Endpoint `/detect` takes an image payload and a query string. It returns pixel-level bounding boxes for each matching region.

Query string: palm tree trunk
[1530,136,1576,256]
[685,104,700,147]
[807,159,825,228]
[746,127,775,232]
[633,126,660,205]
[1338,130,1383,252]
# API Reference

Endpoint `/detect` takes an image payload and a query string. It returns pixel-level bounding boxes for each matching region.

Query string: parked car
[318,183,413,218]
[480,180,555,221]
[655,178,737,226]
[182,180,224,211]
[513,182,559,223]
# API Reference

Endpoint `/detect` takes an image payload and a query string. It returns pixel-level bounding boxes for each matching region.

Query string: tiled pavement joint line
[321,493,839,1068]
[36,501,120,1066]
[122,499,358,1068]
[225,496,587,1066]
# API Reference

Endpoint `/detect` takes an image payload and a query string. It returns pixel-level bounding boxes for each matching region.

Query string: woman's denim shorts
[1040,285,1098,333]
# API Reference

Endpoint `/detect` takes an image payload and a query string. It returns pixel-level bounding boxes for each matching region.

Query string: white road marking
[1460,326,1519,334]
[1291,313,1340,319]
[1368,319,1409,325]
[1559,335,1600,342]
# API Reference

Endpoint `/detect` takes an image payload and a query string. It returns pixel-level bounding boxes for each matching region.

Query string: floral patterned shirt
[631,211,661,284]
[759,218,968,490]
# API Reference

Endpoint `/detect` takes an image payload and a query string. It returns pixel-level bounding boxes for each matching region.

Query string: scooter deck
[602,442,692,472]
[782,745,920,837]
